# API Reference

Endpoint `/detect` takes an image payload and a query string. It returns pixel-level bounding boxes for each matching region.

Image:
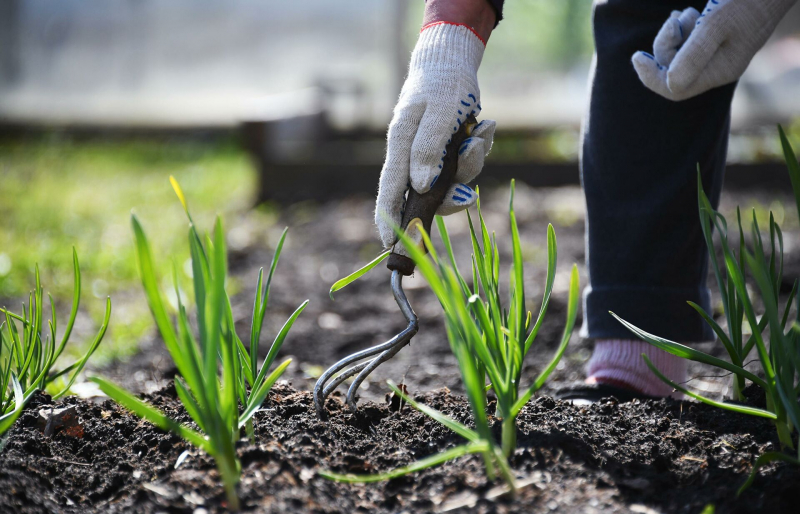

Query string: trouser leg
[580,0,736,342]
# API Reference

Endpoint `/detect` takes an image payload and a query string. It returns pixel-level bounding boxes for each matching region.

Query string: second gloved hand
[632,0,797,101]
[375,21,497,249]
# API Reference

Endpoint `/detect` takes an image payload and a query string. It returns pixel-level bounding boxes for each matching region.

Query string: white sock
[586,339,687,399]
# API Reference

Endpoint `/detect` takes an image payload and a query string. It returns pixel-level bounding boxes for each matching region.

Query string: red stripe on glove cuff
[420,21,487,46]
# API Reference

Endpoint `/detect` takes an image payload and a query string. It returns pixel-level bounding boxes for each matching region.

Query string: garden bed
[2,184,799,513]
[2,383,798,513]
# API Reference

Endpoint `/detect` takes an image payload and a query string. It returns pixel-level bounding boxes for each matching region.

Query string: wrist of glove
[375,22,497,249]
[632,0,797,102]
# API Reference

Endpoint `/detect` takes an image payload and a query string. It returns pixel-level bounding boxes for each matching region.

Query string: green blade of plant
[222,295,252,393]
[259,227,288,318]
[611,312,768,390]
[252,300,308,390]
[319,441,490,483]
[200,220,225,422]
[435,216,470,297]
[741,315,770,359]
[466,295,500,376]
[188,225,210,347]
[513,263,579,416]
[686,301,738,363]
[698,171,737,347]
[174,375,208,434]
[239,358,292,428]
[52,296,111,400]
[737,451,800,496]
[778,125,800,223]
[387,380,481,443]
[721,240,774,380]
[508,179,526,352]
[0,308,26,325]
[90,377,211,452]
[642,355,776,419]
[212,219,238,431]
[0,373,24,432]
[775,375,800,441]
[45,298,57,368]
[19,359,49,404]
[131,215,182,369]
[235,325,254,386]
[52,248,81,364]
[248,267,265,371]
[251,228,289,370]
[170,175,194,224]
[174,303,208,411]
[782,279,798,329]
[329,250,390,300]
[524,224,557,356]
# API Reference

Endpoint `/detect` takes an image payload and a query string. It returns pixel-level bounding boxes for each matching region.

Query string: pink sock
[586,339,687,399]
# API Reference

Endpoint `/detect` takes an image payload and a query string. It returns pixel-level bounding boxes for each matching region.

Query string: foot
[555,382,661,405]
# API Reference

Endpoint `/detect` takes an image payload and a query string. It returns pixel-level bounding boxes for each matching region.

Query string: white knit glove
[375,22,497,248]
[632,0,797,101]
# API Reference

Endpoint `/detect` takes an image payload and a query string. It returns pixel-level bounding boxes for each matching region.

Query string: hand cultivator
[313,114,480,417]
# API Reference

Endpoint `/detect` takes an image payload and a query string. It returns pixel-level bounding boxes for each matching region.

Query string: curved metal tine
[322,361,371,397]
[345,331,414,410]
[345,271,418,410]
[314,271,419,418]
[314,328,413,417]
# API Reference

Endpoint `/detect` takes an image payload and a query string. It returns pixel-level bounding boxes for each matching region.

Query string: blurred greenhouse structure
[2,0,799,130]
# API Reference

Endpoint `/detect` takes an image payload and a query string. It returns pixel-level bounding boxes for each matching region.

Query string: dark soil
[2,383,798,514]
[3,184,800,513]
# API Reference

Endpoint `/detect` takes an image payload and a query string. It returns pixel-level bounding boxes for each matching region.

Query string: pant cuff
[580,285,714,343]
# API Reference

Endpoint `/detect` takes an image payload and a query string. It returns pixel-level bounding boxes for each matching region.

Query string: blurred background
[1,0,799,395]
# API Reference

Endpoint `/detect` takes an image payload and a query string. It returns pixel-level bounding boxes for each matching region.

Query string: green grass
[0,135,259,362]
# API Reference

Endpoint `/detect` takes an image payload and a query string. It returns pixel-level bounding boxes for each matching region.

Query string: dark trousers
[580,0,736,342]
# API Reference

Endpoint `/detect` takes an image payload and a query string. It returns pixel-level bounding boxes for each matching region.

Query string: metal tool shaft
[313,270,417,417]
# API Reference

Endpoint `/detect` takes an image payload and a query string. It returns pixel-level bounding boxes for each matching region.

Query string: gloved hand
[632,0,797,101]
[375,21,497,248]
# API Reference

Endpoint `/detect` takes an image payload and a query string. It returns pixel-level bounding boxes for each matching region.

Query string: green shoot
[323,180,580,486]
[0,249,110,435]
[737,451,800,496]
[641,354,775,420]
[320,442,491,483]
[92,178,306,509]
[613,126,800,493]
[329,250,390,300]
[0,374,24,438]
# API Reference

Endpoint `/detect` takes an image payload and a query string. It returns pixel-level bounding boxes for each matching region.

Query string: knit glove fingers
[434,119,496,216]
[653,8,700,66]
[631,5,710,101]
[410,95,482,195]
[632,0,797,102]
[453,119,496,184]
[436,183,478,216]
[375,108,420,248]
[665,7,727,96]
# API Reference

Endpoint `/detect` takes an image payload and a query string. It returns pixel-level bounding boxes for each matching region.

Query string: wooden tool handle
[387,114,478,276]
